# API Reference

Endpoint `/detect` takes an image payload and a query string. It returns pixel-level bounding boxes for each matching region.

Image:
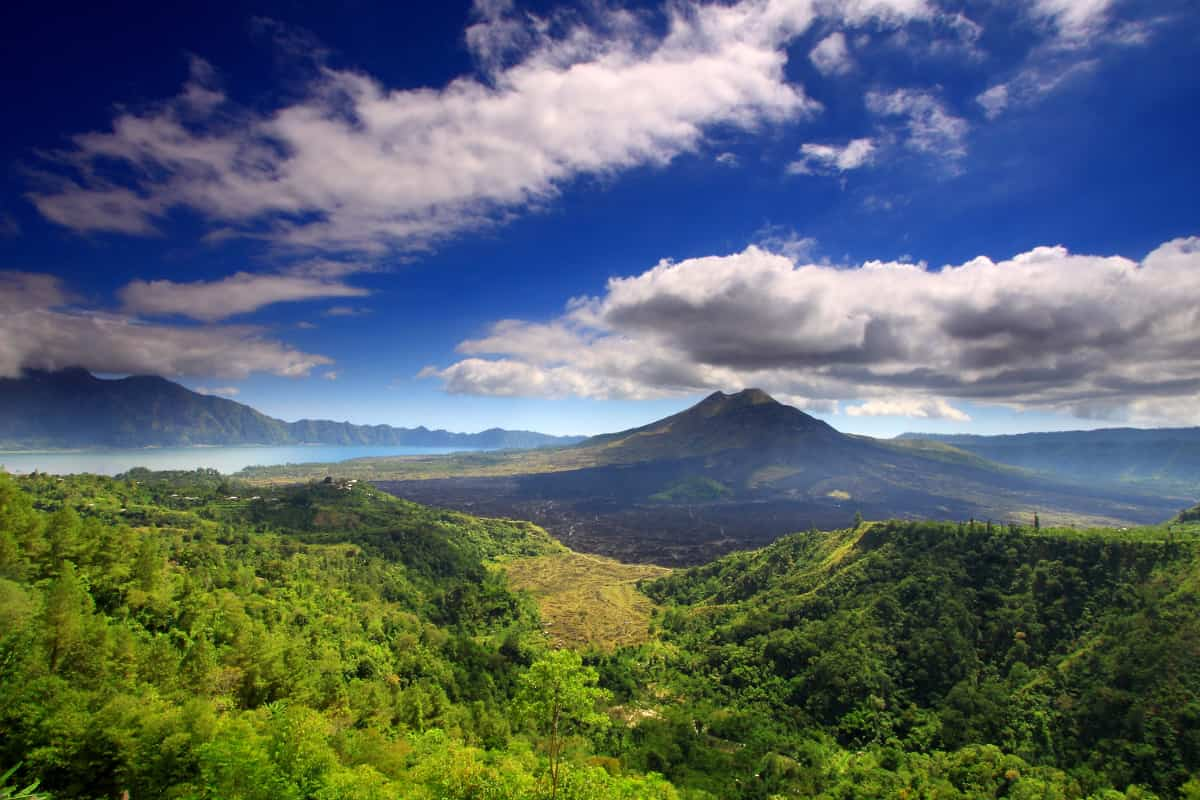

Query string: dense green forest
[636,517,1200,798]
[2,469,1199,798]
[0,471,672,799]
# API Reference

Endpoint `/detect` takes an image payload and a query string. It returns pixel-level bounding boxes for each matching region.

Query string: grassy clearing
[503,551,671,651]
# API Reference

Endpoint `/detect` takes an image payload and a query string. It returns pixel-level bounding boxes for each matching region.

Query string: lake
[0,445,480,476]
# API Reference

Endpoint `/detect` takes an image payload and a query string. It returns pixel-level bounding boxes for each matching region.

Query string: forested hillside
[632,518,1200,798]
[3,468,1200,799]
[0,471,673,799]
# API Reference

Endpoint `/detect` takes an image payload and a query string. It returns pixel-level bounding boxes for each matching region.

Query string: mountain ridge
[237,388,1190,563]
[0,368,582,450]
[897,427,1200,494]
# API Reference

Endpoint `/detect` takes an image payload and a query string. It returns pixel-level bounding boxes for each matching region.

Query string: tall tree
[42,562,89,672]
[517,650,610,800]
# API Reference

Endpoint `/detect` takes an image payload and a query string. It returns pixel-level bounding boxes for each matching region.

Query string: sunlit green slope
[0,470,673,800]
[629,516,1200,798]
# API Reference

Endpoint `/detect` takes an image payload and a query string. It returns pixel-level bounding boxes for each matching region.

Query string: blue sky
[1,0,1198,436]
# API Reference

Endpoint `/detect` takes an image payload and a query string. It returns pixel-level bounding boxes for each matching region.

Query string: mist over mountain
[0,369,581,450]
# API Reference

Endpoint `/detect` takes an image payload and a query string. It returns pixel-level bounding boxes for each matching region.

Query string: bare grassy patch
[504,552,671,650]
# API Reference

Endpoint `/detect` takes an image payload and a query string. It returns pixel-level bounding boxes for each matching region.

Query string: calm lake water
[0,445,479,476]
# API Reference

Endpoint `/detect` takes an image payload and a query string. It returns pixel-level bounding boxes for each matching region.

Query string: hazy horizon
[12,369,1184,441]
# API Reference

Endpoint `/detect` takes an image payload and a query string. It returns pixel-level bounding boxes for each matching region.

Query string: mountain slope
[539,389,1021,502]
[576,388,842,463]
[361,390,1169,509]
[0,368,291,448]
[898,427,1200,495]
[244,389,1184,563]
[641,517,1200,797]
[0,368,581,450]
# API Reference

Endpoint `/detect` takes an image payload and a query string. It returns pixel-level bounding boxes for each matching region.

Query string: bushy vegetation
[4,467,1200,799]
[0,470,674,799]
[649,477,732,504]
[627,519,1200,798]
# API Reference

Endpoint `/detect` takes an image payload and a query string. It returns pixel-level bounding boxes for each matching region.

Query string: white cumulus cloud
[975,84,1009,119]
[194,385,241,397]
[845,397,971,421]
[1030,0,1114,43]
[119,272,369,322]
[809,31,854,75]
[423,236,1200,424]
[866,88,968,161]
[0,270,333,380]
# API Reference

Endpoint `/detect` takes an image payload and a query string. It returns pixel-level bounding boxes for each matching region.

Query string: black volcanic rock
[375,389,1186,564]
[0,369,582,450]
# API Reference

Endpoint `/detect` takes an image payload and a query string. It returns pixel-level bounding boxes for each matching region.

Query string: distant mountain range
[251,388,1188,563]
[0,368,582,450]
[897,428,1200,494]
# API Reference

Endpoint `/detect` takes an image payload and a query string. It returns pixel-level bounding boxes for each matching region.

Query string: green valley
[3,467,1200,798]
[0,470,671,799]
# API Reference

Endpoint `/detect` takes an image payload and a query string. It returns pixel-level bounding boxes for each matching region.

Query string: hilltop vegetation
[0,471,673,799]
[625,518,1200,798]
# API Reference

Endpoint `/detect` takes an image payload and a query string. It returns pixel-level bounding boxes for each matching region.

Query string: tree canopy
[2,469,1200,798]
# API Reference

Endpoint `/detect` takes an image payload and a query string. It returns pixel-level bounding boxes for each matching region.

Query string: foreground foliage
[627,518,1200,798]
[3,467,1200,798]
[0,470,673,799]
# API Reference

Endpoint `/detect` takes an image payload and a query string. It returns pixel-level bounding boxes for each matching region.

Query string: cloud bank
[194,386,241,397]
[424,236,1200,424]
[0,271,332,379]
[27,0,941,254]
[845,397,971,421]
